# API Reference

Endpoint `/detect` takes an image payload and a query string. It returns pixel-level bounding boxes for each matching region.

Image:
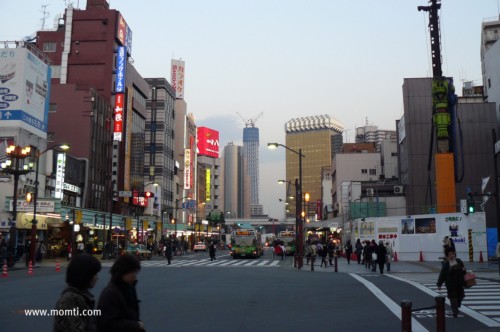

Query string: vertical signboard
[115,46,126,93]
[170,59,185,99]
[55,152,66,200]
[0,48,51,138]
[206,169,211,202]
[113,93,124,141]
[116,13,133,56]
[184,149,191,189]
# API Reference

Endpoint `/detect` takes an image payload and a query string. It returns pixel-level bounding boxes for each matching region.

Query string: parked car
[124,244,152,260]
[193,242,207,252]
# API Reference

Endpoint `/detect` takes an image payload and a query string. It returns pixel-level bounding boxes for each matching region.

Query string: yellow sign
[143,221,149,229]
[125,218,132,230]
[156,222,162,232]
[75,210,82,223]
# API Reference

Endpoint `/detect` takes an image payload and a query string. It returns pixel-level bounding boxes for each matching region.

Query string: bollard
[294,254,297,268]
[334,255,338,272]
[419,251,424,262]
[401,300,412,332]
[311,256,315,271]
[435,296,446,332]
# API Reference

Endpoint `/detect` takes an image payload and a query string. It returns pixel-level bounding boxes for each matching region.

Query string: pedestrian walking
[355,239,363,264]
[344,240,353,264]
[363,241,371,269]
[318,242,328,268]
[208,242,216,261]
[164,240,173,265]
[37,240,47,262]
[96,254,145,332]
[375,240,387,274]
[437,248,466,317]
[327,240,335,266]
[53,253,102,332]
[369,240,378,272]
[305,240,313,264]
[385,242,393,272]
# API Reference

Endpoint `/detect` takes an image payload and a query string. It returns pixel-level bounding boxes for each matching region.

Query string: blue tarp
[487,227,498,258]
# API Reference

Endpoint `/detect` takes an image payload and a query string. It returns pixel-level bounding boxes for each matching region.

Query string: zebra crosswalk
[390,273,500,326]
[101,258,282,268]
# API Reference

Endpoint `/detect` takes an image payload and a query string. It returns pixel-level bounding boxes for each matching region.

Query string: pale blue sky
[2,0,499,218]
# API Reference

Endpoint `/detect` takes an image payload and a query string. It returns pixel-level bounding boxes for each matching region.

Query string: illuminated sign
[113,93,124,141]
[55,153,66,199]
[278,231,295,237]
[197,127,220,158]
[206,169,211,201]
[234,230,255,236]
[184,149,191,189]
[171,59,185,99]
[116,14,127,46]
[115,46,126,93]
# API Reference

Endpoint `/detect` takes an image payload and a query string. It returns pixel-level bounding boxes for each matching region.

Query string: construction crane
[236,112,263,128]
[418,0,459,213]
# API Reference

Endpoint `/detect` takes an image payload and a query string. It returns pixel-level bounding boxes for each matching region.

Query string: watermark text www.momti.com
[23,308,101,317]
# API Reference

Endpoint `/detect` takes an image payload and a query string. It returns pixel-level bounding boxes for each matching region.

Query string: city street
[1,249,500,331]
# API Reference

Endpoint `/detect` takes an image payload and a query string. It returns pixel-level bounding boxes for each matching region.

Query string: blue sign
[115,46,126,93]
[0,87,10,94]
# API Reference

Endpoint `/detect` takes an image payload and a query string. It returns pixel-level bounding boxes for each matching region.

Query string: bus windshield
[232,236,256,246]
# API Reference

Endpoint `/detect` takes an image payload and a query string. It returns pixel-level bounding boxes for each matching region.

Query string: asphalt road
[1,249,499,332]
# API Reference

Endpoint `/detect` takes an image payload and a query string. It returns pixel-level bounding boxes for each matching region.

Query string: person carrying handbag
[437,248,466,317]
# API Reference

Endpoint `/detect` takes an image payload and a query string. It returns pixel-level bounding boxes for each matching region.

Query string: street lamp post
[1,145,33,267]
[30,144,69,267]
[269,143,305,269]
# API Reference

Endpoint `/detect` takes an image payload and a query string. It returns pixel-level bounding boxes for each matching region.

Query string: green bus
[230,229,263,259]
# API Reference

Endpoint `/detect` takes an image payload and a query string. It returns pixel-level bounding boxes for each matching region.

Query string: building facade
[398,78,497,231]
[284,115,343,219]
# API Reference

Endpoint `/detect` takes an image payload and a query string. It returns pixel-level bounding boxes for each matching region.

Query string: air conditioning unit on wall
[366,188,374,196]
[394,185,404,194]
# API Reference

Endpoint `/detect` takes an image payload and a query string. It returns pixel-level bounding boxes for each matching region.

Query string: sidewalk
[292,257,500,280]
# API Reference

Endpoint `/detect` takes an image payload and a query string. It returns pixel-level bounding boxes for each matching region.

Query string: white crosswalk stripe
[101,259,280,268]
[394,273,500,325]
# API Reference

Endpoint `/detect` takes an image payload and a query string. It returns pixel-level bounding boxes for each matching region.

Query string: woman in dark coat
[344,240,353,265]
[96,254,145,332]
[375,240,388,274]
[54,253,102,332]
[437,248,466,317]
[354,239,363,264]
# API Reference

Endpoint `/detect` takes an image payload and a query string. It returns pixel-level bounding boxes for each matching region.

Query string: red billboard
[197,127,219,158]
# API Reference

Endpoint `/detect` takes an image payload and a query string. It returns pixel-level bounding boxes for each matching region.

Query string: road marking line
[350,273,428,332]
[387,274,500,327]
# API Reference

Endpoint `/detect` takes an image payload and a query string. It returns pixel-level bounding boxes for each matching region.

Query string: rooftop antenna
[40,4,49,29]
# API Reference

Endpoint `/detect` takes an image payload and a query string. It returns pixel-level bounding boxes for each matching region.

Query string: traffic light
[143,191,155,198]
[466,193,475,215]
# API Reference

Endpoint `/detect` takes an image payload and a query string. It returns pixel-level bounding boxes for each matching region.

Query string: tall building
[242,126,262,215]
[197,126,222,226]
[222,143,249,218]
[285,115,343,219]
[144,78,176,218]
[481,15,500,131]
